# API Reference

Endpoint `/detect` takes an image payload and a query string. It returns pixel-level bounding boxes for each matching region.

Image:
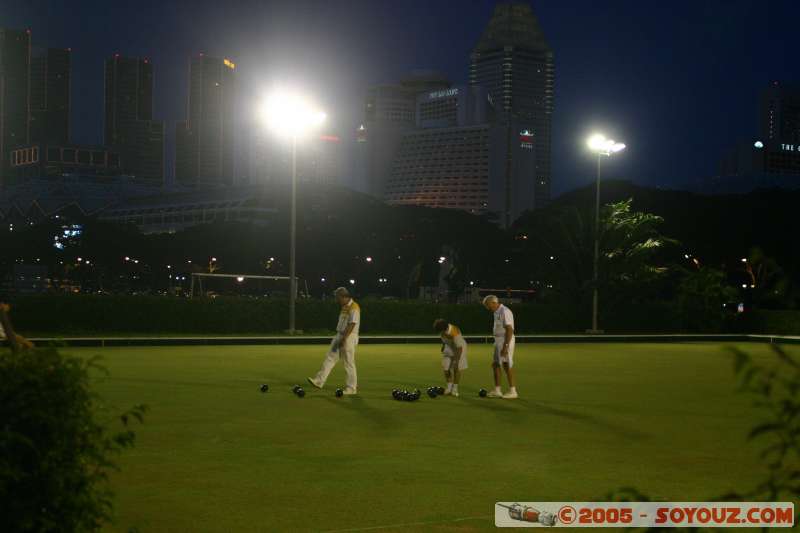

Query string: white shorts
[493,337,515,368]
[442,345,468,371]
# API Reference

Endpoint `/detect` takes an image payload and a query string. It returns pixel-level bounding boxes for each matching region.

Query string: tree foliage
[523,198,676,306]
[0,347,146,532]
[677,267,738,332]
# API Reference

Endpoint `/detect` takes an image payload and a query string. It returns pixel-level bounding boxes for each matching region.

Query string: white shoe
[487,390,503,398]
[443,389,452,395]
[343,387,357,395]
[502,390,519,399]
[307,377,323,389]
[451,390,459,397]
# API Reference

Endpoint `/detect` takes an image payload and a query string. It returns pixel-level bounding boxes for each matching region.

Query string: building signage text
[428,88,459,99]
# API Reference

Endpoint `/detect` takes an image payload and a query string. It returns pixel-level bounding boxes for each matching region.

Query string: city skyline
[1,0,799,196]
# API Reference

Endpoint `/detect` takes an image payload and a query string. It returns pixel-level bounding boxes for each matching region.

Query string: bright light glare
[260,90,326,138]
[587,133,626,155]
[587,134,607,151]
[236,276,245,283]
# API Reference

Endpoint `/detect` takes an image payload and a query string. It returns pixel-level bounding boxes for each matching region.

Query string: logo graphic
[496,503,558,526]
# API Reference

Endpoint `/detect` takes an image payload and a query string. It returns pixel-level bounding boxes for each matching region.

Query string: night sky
[2,0,798,195]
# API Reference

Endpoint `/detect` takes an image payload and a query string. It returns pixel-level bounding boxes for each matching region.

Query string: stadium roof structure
[0,175,157,223]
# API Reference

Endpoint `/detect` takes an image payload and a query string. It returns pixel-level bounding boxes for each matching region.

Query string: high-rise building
[104,55,164,185]
[760,82,800,145]
[469,2,554,210]
[250,131,343,187]
[29,47,70,145]
[356,70,450,197]
[714,82,800,192]
[384,85,535,222]
[175,54,236,187]
[0,28,31,188]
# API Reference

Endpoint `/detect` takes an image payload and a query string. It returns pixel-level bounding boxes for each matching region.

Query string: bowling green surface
[65,342,793,532]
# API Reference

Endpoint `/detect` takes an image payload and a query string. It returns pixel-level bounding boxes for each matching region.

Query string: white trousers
[314,336,358,389]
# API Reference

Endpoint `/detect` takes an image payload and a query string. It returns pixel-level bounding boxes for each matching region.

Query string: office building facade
[104,55,164,185]
[250,132,343,187]
[716,82,800,191]
[356,71,450,197]
[9,142,121,181]
[0,28,31,189]
[760,82,800,144]
[175,55,236,187]
[469,2,554,209]
[29,47,70,145]
[384,85,535,221]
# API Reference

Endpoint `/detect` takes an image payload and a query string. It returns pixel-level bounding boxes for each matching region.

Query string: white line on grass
[321,515,490,532]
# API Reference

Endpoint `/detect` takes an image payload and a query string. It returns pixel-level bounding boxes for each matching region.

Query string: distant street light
[260,90,326,334]
[586,133,626,334]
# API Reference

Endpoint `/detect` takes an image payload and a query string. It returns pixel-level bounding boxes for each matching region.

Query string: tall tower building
[760,82,800,145]
[175,54,236,187]
[29,47,70,145]
[469,2,554,211]
[104,55,164,185]
[356,70,450,197]
[0,28,31,188]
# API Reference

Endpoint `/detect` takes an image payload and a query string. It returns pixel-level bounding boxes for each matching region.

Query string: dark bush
[0,347,145,532]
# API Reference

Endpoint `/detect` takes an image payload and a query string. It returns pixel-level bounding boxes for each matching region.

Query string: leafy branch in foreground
[0,347,147,532]
[605,344,799,531]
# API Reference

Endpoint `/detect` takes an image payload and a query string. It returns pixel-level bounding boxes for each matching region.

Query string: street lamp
[260,90,326,333]
[586,133,626,334]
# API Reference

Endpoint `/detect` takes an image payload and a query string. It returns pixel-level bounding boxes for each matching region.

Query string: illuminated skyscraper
[469,2,554,210]
[384,85,535,223]
[175,55,236,187]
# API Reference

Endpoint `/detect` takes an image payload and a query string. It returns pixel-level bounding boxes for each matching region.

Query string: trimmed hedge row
[13,295,574,335]
[7,294,797,336]
[728,310,800,336]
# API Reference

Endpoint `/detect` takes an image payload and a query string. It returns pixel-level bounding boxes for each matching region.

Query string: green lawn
[65,342,794,532]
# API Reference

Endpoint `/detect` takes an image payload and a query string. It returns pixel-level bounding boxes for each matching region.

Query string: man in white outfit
[482,295,518,399]
[308,287,360,395]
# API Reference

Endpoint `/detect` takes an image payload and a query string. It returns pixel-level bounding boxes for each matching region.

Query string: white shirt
[493,304,514,337]
[336,299,360,336]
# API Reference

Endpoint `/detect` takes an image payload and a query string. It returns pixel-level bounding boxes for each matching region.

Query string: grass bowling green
[63,342,796,532]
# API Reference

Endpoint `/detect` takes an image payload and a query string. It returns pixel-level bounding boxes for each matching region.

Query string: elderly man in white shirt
[482,295,518,399]
[308,287,360,395]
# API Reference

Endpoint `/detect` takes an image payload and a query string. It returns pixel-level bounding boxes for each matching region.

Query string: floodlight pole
[589,153,603,334]
[289,134,297,334]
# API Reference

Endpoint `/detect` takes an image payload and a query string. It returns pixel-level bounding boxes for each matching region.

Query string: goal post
[189,273,298,299]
